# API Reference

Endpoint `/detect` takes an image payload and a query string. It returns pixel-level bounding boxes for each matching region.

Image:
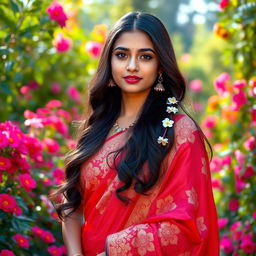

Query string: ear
[158,66,164,74]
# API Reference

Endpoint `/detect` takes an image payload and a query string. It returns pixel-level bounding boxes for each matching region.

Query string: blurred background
[0,0,255,255]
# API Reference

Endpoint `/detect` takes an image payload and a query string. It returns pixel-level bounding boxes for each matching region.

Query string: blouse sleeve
[105,118,219,256]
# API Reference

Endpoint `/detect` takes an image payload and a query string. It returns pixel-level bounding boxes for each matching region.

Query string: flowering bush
[203,1,256,255]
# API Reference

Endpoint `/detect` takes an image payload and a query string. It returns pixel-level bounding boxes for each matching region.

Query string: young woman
[56,11,219,256]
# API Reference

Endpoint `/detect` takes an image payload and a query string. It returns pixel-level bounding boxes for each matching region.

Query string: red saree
[79,114,219,256]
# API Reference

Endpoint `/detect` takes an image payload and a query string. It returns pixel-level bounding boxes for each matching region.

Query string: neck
[120,90,150,118]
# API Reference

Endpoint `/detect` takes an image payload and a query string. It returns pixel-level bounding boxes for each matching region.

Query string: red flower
[0,156,11,170]
[13,234,30,248]
[47,245,63,256]
[240,233,256,254]
[41,231,56,243]
[0,249,15,256]
[228,199,239,211]
[47,1,68,27]
[53,33,72,53]
[19,174,36,192]
[46,100,62,109]
[220,235,234,254]
[0,193,16,213]
[219,0,229,10]
[43,138,60,154]
[85,41,103,58]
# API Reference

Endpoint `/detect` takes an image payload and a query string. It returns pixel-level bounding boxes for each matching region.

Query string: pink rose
[85,41,102,58]
[234,150,245,166]
[67,85,81,103]
[233,80,246,89]
[189,79,203,92]
[220,235,234,254]
[46,100,62,109]
[241,166,254,179]
[228,199,239,211]
[203,115,217,129]
[20,86,30,94]
[232,89,247,111]
[0,249,15,256]
[240,233,256,254]
[51,82,61,94]
[243,136,256,150]
[219,0,229,10]
[218,218,228,229]
[214,72,230,95]
[53,33,72,53]
[43,138,60,153]
[47,1,68,27]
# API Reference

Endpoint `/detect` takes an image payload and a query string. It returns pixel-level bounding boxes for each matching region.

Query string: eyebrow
[113,46,156,54]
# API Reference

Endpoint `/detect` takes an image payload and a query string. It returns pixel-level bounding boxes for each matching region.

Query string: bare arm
[62,205,84,256]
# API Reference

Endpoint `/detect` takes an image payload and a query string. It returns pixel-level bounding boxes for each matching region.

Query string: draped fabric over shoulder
[79,114,220,256]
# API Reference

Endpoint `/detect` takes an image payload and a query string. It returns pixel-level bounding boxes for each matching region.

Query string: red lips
[123,75,142,84]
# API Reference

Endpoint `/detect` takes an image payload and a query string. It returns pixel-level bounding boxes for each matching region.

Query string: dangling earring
[108,79,116,87]
[154,73,165,92]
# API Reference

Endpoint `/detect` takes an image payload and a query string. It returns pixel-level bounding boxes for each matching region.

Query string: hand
[96,252,106,256]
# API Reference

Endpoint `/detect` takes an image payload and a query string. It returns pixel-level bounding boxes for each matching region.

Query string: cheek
[111,59,124,76]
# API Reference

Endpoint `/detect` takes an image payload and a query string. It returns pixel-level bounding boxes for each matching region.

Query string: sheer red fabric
[79,114,219,256]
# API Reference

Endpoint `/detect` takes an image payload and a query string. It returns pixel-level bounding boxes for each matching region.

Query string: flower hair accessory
[158,97,178,146]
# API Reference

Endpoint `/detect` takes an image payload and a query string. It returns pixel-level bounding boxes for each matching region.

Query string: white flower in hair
[162,118,174,128]
[157,136,168,146]
[167,97,178,105]
[166,106,178,114]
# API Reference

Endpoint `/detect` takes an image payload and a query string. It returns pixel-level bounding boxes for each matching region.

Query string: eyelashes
[114,52,153,60]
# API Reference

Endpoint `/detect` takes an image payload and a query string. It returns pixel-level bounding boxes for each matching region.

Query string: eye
[115,52,127,59]
[140,54,153,60]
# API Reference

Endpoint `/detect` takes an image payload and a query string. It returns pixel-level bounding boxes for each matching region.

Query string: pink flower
[212,178,224,192]
[47,245,63,256]
[242,166,254,179]
[0,249,15,256]
[193,102,203,112]
[232,89,247,111]
[214,72,230,95]
[243,136,256,150]
[230,221,241,232]
[228,199,239,211]
[20,86,30,94]
[210,156,222,172]
[41,230,56,243]
[233,79,246,89]
[24,135,43,162]
[56,109,71,122]
[51,82,61,94]
[85,41,102,58]
[0,156,11,170]
[13,205,22,216]
[202,115,217,129]
[53,168,65,184]
[220,235,234,254]
[222,155,231,165]
[60,245,67,255]
[27,80,39,90]
[234,150,245,166]
[67,85,81,103]
[0,194,17,213]
[219,0,229,10]
[13,234,30,248]
[235,177,246,193]
[19,174,36,192]
[218,218,228,229]
[189,79,203,92]
[46,100,62,109]
[47,1,68,27]
[24,110,37,119]
[0,132,9,148]
[43,138,60,153]
[53,33,72,53]
[240,233,255,254]
[253,211,256,219]
[31,226,44,237]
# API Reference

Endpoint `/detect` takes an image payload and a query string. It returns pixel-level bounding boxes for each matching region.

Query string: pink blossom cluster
[0,193,22,216]
[85,41,103,58]
[31,226,56,243]
[20,80,39,99]
[24,100,71,140]
[52,32,72,53]
[0,249,15,256]
[220,221,255,254]
[47,1,68,27]
[48,245,67,256]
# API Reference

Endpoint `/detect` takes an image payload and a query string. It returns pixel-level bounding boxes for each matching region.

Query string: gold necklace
[113,121,135,132]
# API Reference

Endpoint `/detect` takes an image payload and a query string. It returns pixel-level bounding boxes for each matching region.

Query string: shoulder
[173,113,199,147]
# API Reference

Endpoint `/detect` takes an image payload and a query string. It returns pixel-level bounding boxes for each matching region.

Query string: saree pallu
[79,114,220,256]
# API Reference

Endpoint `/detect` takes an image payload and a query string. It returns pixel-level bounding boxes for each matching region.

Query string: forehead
[113,30,155,50]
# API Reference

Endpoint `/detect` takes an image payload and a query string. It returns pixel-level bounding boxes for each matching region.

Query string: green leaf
[14,72,23,82]
[0,46,11,56]
[0,82,12,94]
[4,60,14,71]
[10,0,20,13]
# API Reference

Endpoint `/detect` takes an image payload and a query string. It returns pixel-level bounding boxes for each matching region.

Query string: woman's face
[111,30,160,95]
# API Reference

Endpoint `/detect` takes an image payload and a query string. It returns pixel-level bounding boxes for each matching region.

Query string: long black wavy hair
[55,11,210,219]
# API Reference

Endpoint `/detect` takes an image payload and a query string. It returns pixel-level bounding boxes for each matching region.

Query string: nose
[126,56,139,72]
